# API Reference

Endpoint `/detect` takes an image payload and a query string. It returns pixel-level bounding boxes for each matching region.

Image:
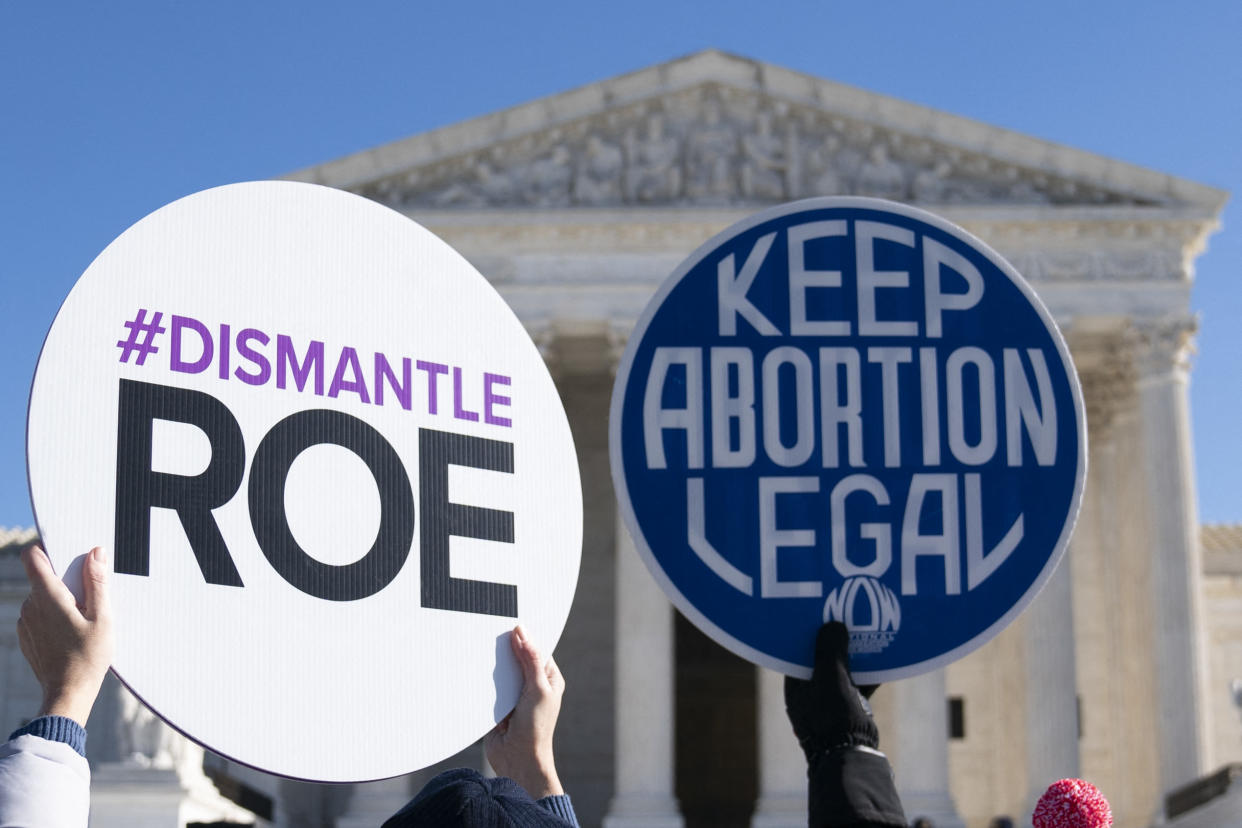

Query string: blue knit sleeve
[537,793,580,827]
[8,716,87,757]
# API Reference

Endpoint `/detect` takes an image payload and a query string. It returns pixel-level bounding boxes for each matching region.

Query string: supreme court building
[2,51,1238,828]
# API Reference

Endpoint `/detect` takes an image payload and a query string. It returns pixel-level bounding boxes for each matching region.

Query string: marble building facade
[1,51,1234,827]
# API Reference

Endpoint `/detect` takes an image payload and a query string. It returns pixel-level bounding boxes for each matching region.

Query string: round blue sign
[609,198,1086,681]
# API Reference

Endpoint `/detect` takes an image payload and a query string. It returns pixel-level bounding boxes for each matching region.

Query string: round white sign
[27,181,583,782]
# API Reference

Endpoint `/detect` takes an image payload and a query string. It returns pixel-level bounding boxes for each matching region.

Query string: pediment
[287,50,1224,213]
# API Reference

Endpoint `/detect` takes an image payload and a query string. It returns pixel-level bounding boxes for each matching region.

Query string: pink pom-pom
[1032,778,1113,828]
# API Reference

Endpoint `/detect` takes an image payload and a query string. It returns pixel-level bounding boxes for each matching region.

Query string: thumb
[81,547,111,623]
[811,621,852,690]
[812,622,879,749]
[511,626,548,691]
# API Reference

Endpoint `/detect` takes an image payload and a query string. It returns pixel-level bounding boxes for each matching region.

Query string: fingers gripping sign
[485,625,566,799]
[783,621,907,827]
[784,621,879,761]
[17,546,115,727]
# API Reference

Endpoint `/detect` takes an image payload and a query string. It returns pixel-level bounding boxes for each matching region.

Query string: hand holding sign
[17,545,114,728]
[784,622,879,760]
[484,626,565,799]
[784,621,906,827]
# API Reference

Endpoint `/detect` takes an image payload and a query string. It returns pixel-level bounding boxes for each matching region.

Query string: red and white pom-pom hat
[1032,778,1113,828]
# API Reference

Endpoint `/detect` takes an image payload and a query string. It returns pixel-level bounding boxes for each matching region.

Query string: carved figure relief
[740,110,792,201]
[573,134,625,205]
[684,99,737,203]
[624,113,681,203]
[998,166,1050,205]
[432,148,520,207]
[528,146,573,207]
[912,160,953,203]
[855,144,906,200]
[803,134,844,197]
[376,87,1138,209]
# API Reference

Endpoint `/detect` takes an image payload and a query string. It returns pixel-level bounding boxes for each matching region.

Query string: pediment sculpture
[357,85,1153,211]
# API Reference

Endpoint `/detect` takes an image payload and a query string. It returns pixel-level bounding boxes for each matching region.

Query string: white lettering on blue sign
[642,345,1056,472]
[611,198,1085,681]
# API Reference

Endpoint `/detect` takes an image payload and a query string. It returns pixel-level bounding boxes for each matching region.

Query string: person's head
[382,769,573,828]
[911,819,935,828]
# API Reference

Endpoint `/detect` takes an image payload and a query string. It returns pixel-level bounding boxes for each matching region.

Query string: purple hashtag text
[117,309,166,365]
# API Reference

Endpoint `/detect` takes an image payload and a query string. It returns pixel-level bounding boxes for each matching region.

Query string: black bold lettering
[419,428,516,617]
[114,379,245,586]
[249,409,413,601]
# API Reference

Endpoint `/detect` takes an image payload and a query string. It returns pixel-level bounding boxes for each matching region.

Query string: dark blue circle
[611,200,1085,679]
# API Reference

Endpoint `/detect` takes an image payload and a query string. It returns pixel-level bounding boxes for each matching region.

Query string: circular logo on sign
[610,198,1085,682]
[28,181,582,781]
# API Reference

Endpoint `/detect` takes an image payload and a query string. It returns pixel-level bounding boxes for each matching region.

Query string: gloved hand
[784,621,879,764]
[784,622,907,827]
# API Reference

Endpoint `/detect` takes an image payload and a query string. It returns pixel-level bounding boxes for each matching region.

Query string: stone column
[603,518,683,827]
[1134,316,1213,792]
[891,669,965,828]
[1023,557,1080,810]
[1025,314,1090,806]
[751,667,807,827]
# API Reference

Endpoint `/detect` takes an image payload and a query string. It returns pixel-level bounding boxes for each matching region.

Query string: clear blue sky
[2,1,1239,527]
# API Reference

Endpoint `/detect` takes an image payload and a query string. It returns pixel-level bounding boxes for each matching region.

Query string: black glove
[784,621,879,762]
[784,622,907,828]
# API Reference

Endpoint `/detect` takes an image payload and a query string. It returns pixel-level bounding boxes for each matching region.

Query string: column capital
[1074,341,1137,439]
[525,319,563,379]
[1129,314,1198,382]
[607,319,633,378]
